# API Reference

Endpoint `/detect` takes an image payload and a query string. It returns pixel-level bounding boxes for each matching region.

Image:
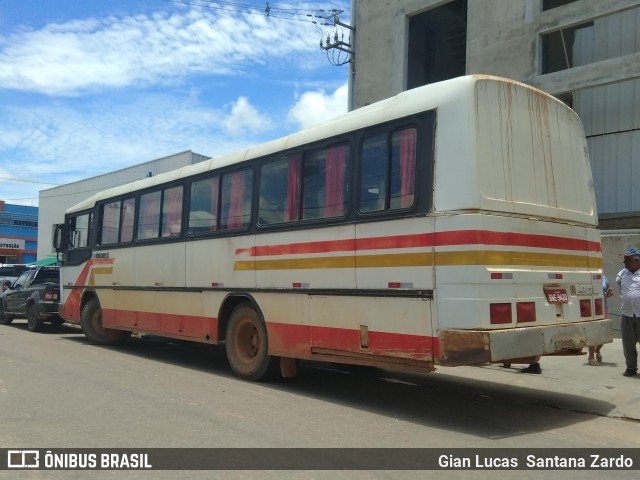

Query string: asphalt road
[1,319,639,480]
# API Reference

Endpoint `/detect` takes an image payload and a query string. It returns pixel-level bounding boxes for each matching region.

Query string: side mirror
[53,224,64,251]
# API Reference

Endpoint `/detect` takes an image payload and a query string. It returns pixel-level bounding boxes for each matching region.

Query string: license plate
[544,288,569,304]
[573,284,593,295]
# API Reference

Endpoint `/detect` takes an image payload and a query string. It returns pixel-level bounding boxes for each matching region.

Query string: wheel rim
[234,317,260,364]
[90,308,104,334]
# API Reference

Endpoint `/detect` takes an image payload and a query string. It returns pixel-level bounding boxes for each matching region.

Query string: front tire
[80,298,130,344]
[26,305,43,332]
[225,302,278,381]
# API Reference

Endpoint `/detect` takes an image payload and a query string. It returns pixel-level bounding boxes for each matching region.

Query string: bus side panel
[187,235,257,289]
[254,293,310,357]
[308,295,434,361]
[354,217,435,291]
[251,225,357,290]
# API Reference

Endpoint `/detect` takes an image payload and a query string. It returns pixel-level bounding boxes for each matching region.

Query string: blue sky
[0,0,350,206]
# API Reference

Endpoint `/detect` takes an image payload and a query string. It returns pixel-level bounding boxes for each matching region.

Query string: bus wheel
[81,298,130,344]
[225,302,278,381]
[26,305,43,332]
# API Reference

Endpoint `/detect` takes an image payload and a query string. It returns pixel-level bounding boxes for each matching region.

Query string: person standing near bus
[616,248,640,377]
[587,275,613,365]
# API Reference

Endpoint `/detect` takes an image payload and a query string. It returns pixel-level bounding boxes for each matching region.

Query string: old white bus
[54,75,611,381]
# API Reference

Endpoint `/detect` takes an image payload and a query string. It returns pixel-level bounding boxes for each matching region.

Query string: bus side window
[189,176,219,234]
[99,200,122,245]
[259,155,301,225]
[359,127,417,213]
[360,134,388,212]
[120,198,136,243]
[390,128,417,210]
[220,169,253,230]
[161,185,183,237]
[303,144,349,220]
[68,213,92,249]
[138,190,161,240]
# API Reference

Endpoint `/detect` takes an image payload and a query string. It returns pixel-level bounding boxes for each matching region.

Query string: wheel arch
[80,289,100,316]
[217,293,263,343]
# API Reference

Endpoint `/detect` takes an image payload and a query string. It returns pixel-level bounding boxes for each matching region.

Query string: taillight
[580,299,592,317]
[44,290,59,301]
[516,302,536,323]
[594,298,603,316]
[490,303,512,324]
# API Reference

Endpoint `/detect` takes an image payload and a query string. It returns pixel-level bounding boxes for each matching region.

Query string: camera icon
[7,450,40,468]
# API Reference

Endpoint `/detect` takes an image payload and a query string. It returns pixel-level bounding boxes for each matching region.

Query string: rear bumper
[437,319,612,366]
[37,302,61,319]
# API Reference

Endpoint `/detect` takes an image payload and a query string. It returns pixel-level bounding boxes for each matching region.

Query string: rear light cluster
[490,302,537,324]
[44,289,59,301]
[492,299,603,323]
[579,298,604,317]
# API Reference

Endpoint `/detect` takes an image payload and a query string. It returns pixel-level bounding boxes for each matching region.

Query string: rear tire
[26,305,43,332]
[225,302,278,381]
[81,298,130,344]
[0,303,13,325]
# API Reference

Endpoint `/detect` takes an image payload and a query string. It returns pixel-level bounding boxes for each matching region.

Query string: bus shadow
[61,333,616,439]
[284,363,617,440]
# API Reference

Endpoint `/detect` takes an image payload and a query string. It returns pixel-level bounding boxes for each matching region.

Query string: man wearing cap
[616,248,640,377]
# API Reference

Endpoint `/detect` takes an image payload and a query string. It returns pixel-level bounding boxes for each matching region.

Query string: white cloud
[220,97,272,137]
[0,8,328,96]
[288,83,348,129]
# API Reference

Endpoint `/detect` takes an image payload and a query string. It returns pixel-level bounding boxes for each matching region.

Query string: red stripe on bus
[92,309,437,363]
[64,258,115,321]
[236,231,601,257]
[268,322,435,361]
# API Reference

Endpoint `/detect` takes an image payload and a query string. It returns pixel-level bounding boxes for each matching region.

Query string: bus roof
[66,75,582,219]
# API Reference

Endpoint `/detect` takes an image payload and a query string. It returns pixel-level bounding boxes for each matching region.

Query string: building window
[541,6,639,75]
[542,0,578,11]
[407,0,467,89]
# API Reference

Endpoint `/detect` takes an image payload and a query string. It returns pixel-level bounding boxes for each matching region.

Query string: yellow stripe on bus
[88,267,113,286]
[234,250,602,271]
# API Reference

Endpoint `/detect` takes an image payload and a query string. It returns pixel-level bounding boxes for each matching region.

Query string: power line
[0,176,60,186]
[164,0,339,25]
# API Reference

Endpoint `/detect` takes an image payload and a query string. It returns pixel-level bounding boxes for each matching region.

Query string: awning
[29,255,60,266]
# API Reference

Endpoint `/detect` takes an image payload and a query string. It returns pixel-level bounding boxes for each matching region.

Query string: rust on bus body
[437,330,491,366]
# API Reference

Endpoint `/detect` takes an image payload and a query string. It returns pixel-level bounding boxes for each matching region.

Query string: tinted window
[68,213,92,249]
[220,169,253,230]
[137,186,183,240]
[359,127,417,212]
[189,176,220,234]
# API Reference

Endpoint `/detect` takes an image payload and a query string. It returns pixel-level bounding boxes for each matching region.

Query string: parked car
[0,264,31,292]
[0,266,64,332]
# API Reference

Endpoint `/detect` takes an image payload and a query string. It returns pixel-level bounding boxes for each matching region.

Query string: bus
[53,75,612,381]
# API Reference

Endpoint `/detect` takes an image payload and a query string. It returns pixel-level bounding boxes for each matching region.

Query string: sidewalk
[434,338,640,421]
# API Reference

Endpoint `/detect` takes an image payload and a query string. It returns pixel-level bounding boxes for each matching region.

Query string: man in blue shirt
[616,248,640,377]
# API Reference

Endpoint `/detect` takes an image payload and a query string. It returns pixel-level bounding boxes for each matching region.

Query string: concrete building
[350,0,640,310]
[37,150,209,260]
[0,201,38,264]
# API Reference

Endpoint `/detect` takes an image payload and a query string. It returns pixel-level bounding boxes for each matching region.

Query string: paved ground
[432,338,640,421]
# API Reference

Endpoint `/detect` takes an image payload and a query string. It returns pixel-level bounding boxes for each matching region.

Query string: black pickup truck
[0,266,64,332]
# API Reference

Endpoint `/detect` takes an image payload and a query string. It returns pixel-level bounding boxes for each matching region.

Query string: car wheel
[26,305,43,332]
[80,298,130,344]
[0,302,13,325]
